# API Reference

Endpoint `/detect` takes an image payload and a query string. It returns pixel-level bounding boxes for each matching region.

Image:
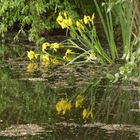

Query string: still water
[0,35,140,139]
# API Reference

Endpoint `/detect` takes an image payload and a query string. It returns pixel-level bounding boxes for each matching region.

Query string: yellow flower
[63,55,71,61]
[83,15,91,25]
[64,11,68,18]
[56,12,63,24]
[75,95,84,108]
[67,18,72,26]
[90,53,96,60]
[42,55,50,65]
[83,14,95,25]
[56,99,62,114]
[63,49,73,61]
[60,19,72,29]
[42,42,50,52]
[76,20,85,32]
[50,43,60,52]
[56,99,64,114]
[50,58,59,65]
[82,109,88,119]
[91,13,95,25]
[56,12,72,29]
[82,109,93,119]
[65,49,73,55]
[26,63,38,72]
[60,20,67,29]
[66,102,72,110]
[88,50,96,61]
[55,98,72,115]
[27,50,37,60]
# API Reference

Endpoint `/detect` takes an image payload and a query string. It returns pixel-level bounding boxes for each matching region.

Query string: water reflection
[0,65,140,139]
[0,37,140,139]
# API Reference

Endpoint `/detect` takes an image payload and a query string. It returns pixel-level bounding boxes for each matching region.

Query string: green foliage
[70,0,95,14]
[52,0,140,64]
[111,0,134,61]
[1,0,140,64]
[0,0,78,44]
[56,11,113,64]
[93,0,140,63]
[0,0,97,45]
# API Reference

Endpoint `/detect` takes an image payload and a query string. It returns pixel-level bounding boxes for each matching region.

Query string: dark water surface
[0,34,140,140]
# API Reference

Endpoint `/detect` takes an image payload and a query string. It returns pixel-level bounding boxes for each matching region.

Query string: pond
[0,33,140,140]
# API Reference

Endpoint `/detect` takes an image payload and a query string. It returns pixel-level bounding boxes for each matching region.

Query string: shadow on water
[0,34,140,139]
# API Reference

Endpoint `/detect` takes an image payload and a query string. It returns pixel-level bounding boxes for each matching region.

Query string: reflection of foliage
[55,78,100,121]
[94,72,140,124]
[1,56,140,125]
[0,80,57,124]
[55,72,140,124]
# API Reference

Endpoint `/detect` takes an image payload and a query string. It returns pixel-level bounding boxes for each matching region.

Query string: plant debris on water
[0,124,45,137]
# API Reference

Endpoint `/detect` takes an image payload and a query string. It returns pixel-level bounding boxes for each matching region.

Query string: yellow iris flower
[42,55,50,65]
[63,55,71,61]
[63,49,73,61]
[76,20,85,32]
[26,63,38,72]
[27,50,38,60]
[56,12,72,29]
[56,98,72,115]
[82,109,93,119]
[50,43,60,52]
[65,49,72,55]
[56,12,63,24]
[42,42,50,52]
[88,50,96,60]
[83,14,95,25]
[83,15,91,25]
[75,95,84,108]
[60,18,72,29]
[50,58,59,65]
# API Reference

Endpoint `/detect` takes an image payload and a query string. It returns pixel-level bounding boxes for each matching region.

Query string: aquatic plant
[94,0,140,62]
[27,41,61,67]
[50,0,140,64]
[56,11,113,64]
[24,0,140,65]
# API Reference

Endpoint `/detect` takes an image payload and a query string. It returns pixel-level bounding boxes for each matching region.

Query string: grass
[93,0,140,63]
